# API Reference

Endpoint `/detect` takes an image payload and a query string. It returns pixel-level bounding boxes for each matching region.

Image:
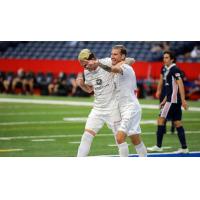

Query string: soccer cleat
[174,148,189,154]
[147,145,163,152]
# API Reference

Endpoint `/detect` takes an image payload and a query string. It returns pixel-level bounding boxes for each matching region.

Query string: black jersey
[160,65,168,101]
[165,64,182,104]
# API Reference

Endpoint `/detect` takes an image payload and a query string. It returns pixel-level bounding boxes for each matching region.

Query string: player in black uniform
[147,51,189,153]
[156,65,175,134]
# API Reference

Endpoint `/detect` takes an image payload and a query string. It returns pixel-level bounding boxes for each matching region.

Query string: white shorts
[117,104,142,136]
[85,108,120,135]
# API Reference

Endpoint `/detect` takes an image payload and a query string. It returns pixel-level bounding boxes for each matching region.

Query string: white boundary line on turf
[0,98,93,106]
[31,139,55,142]
[0,148,24,152]
[0,121,66,125]
[0,111,87,116]
[0,118,199,126]
[69,141,80,144]
[0,98,200,111]
[0,131,200,140]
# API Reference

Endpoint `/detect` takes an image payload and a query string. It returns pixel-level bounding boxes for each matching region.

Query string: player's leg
[77,128,96,157]
[77,109,104,157]
[116,131,129,157]
[170,120,175,134]
[173,104,189,153]
[127,110,147,157]
[147,103,172,152]
[109,107,129,157]
[156,116,166,148]
[129,134,147,157]
[163,120,167,134]
[160,96,167,134]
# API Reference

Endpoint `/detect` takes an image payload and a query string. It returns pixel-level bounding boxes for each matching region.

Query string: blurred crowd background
[0,41,200,100]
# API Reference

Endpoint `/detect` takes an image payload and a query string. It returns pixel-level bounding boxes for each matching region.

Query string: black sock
[163,124,166,134]
[177,126,187,149]
[156,125,165,148]
[171,121,175,133]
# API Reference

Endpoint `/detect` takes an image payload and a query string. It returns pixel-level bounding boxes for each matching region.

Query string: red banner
[0,59,200,80]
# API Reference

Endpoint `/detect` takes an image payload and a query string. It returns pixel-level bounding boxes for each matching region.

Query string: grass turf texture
[0,94,199,156]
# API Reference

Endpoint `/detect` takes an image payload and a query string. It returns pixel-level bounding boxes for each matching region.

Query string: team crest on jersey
[96,79,102,85]
[175,73,181,77]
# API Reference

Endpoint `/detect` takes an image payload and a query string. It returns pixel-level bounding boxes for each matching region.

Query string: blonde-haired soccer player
[77,49,135,156]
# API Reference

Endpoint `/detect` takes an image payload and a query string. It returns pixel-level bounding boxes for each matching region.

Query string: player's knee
[157,117,165,125]
[174,121,182,128]
[116,131,126,144]
[130,134,141,145]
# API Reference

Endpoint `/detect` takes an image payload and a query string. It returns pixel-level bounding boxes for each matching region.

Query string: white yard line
[0,118,199,126]
[0,98,93,106]
[0,98,199,111]
[0,111,86,116]
[0,148,24,152]
[31,139,55,142]
[68,141,81,144]
[0,121,66,126]
[63,117,88,122]
[0,131,200,141]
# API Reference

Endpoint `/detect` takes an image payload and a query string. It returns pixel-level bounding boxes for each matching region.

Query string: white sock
[77,132,94,157]
[135,141,147,157]
[118,142,129,157]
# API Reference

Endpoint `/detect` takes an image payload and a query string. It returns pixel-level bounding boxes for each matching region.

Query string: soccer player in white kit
[86,45,147,157]
[76,49,135,156]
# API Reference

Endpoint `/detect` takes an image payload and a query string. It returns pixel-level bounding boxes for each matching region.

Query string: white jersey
[115,64,140,109]
[84,61,116,111]
[96,58,140,109]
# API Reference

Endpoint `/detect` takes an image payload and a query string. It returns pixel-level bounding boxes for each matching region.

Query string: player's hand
[76,73,84,86]
[159,99,166,109]
[155,91,161,99]
[182,99,188,110]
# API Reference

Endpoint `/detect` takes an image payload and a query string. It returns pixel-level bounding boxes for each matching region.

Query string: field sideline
[0,94,200,157]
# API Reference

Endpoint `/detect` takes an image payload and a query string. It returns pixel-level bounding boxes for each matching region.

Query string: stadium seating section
[0,41,200,62]
[0,41,200,99]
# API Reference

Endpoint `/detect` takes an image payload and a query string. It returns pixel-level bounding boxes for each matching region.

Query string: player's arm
[156,74,163,99]
[124,57,135,65]
[99,58,135,73]
[176,78,188,110]
[76,74,93,93]
[99,61,125,74]
[86,57,135,73]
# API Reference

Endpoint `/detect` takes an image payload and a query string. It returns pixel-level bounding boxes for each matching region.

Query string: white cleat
[174,148,189,154]
[147,145,163,152]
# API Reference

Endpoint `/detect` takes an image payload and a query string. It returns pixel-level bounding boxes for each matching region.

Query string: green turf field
[0,94,200,156]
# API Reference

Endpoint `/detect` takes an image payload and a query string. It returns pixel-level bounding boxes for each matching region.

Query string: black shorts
[160,102,182,121]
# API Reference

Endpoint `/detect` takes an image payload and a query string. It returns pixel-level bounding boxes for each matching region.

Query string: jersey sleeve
[84,70,93,86]
[172,68,182,80]
[120,64,131,75]
[98,57,112,67]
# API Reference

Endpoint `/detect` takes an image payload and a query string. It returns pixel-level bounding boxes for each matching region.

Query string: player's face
[163,54,173,66]
[111,49,124,65]
[79,60,96,71]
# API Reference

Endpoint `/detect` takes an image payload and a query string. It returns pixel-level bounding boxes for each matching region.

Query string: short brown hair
[163,51,176,63]
[112,45,127,56]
